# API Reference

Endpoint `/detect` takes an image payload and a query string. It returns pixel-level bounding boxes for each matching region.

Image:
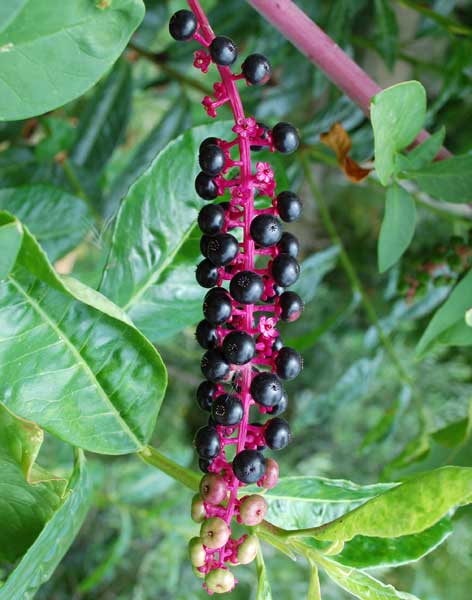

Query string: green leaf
[371,81,426,185]
[256,543,272,600]
[395,127,446,172]
[417,270,472,357]
[0,402,66,563]
[0,0,144,121]
[0,217,23,279]
[405,155,472,203]
[378,184,416,272]
[71,60,132,173]
[373,0,399,69]
[100,122,230,342]
[0,211,167,454]
[0,450,93,600]
[0,185,92,261]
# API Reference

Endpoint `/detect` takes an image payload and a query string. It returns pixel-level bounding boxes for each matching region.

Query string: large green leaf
[0,217,23,278]
[371,81,426,185]
[405,155,472,203]
[0,402,66,563]
[0,211,167,454]
[395,127,445,172]
[0,450,92,600]
[378,184,416,273]
[100,123,230,342]
[256,544,272,600]
[0,0,144,121]
[0,185,92,261]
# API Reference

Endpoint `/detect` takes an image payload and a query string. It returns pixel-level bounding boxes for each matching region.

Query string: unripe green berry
[200,517,231,549]
[239,494,268,525]
[191,494,206,523]
[189,536,206,567]
[205,567,235,594]
[237,535,258,564]
[199,473,228,505]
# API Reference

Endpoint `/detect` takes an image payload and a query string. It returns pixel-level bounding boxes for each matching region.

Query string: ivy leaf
[395,127,446,172]
[256,543,273,600]
[0,216,23,279]
[0,450,92,600]
[378,184,416,272]
[0,0,144,121]
[405,155,472,203]
[371,81,426,185]
[0,211,167,454]
[373,0,399,69]
[416,269,472,357]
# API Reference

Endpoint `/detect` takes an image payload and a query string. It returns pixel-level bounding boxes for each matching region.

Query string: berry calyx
[194,425,221,459]
[201,349,230,382]
[250,214,283,247]
[198,203,226,235]
[206,233,239,266]
[277,232,300,258]
[232,449,266,483]
[169,10,197,41]
[196,258,219,288]
[230,270,264,304]
[264,417,291,450]
[276,191,303,222]
[196,380,217,411]
[279,291,304,322]
[275,346,303,380]
[200,517,231,549]
[241,53,272,85]
[200,473,228,504]
[239,494,268,525]
[196,320,218,350]
[205,568,235,594]
[211,394,244,426]
[272,122,300,154]
[222,330,255,364]
[199,143,226,177]
[271,254,300,287]
[195,172,218,200]
[250,372,284,407]
[210,36,238,66]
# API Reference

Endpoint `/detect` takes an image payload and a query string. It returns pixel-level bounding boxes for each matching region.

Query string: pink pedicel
[170,1,304,593]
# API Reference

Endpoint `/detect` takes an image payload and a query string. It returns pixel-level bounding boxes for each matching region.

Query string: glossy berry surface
[196,259,219,288]
[232,449,266,483]
[198,458,212,473]
[271,254,300,287]
[279,291,304,322]
[264,417,291,450]
[196,380,217,412]
[230,270,264,304]
[276,191,302,222]
[201,349,230,382]
[196,319,218,349]
[198,203,226,235]
[270,390,288,416]
[277,232,300,258]
[210,36,238,66]
[203,291,232,324]
[250,214,282,247]
[251,122,269,151]
[206,233,239,266]
[195,172,218,200]
[222,330,255,364]
[169,10,197,41]
[275,346,303,380]
[194,425,221,459]
[241,53,272,85]
[211,394,244,426]
[272,122,300,154]
[199,143,226,177]
[250,372,284,407]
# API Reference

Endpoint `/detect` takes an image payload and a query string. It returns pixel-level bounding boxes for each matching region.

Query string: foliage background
[1,0,472,598]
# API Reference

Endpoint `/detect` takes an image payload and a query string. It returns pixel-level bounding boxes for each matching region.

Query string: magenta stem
[246,0,452,159]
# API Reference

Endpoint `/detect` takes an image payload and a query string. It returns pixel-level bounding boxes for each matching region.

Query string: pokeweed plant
[0,1,472,599]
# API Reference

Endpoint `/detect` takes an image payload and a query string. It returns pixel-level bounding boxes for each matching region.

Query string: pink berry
[200,517,231,549]
[199,473,228,505]
[259,457,279,489]
[239,494,268,525]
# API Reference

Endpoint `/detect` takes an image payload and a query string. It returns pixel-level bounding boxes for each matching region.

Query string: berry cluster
[170,3,304,594]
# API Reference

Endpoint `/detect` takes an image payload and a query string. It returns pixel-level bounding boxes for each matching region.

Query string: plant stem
[245,0,451,160]
[138,446,200,491]
[301,155,412,385]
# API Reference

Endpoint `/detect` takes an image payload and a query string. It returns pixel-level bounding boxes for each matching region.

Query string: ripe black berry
[279,291,304,322]
[271,254,300,287]
[196,259,219,288]
[199,144,226,177]
[200,234,211,257]
[211,394,244,426]
[264,418,291,450]
[230,270,264,304]
[272,336,284,352]
[276,191,302,222]
[272,122,300,154]
[194,425,221,459]
[241,53,272,85]
[195,172,218,200]
[251,122,269,151]
[210,36,238,66]
[232,450,266,484]
[196,319,218,349]
[250,372,283,407]
[203,290,232,324]
[169,10,197,41]
[275,347,303,380]
[199,458,213,473]
[201,349,230,382]
[206,233,239,267]
[270,391,288,416]
[200,137,219,153]
[196,380,217,411]
[250,214,282,247]
[198,203,226,236]
[222,331,255,365]
[277,232,300,258]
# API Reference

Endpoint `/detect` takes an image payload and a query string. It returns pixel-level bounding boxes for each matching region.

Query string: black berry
[199,144,226,177]
[197,380,217,411]
[206,233,239,266]
[195,172,218,200]
[250,372,283,407]
[271,254,300,287]
[210,36,238,66]
[211,394,244,426]
[196,259,219,288]
[196,319,218,349]
[277,232,300,258]
[198,204,226,235]
[279,291,304,322]
[200,234,211,257]
[241,53,271,85]
[272,336,284,352]
[200,137,219,153]
[199,458,213,473]
[201,349,230,382]
[276,191,302,222]
[250,214,283,247]
[232,450,266,484]
[264,418,291,450]
[203,290,232,324]
[251,122,269,152]
[222,331,255,365]
[230,270,264,304]
[169,10,197,41]
[272,122,300,154]
[270,391,288,416]
[194,425,221,459]
[275,346,302,380]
